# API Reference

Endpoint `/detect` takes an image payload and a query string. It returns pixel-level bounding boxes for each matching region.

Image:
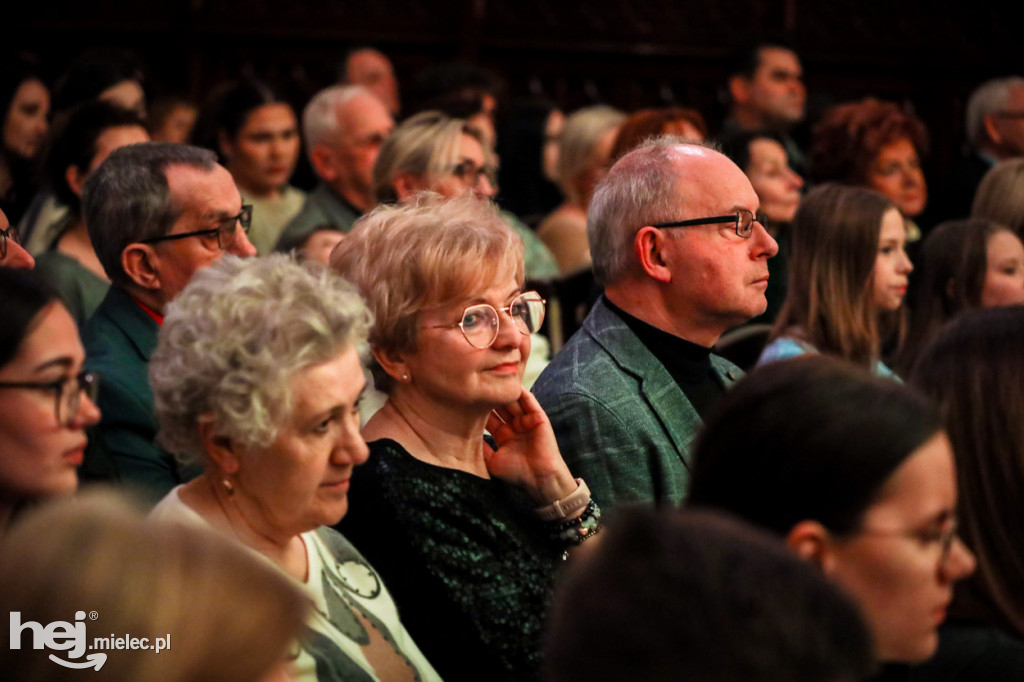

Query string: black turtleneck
[604,297,726,418]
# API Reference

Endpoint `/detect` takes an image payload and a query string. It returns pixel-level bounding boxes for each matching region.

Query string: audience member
[51,47,146,118]
[898,218,1024,372]
[910,307,1024,673]
[537,105,625,276]
[971,157,1024,235]
[192,78,304,254]
[760,184,910,377]
[0,491,308,681]
[810,97,929,239]
[274,85,393,259]
[544,507,876,682]
[33,102,149,325]
[609,106,707,160]
[341,47,400,116]
[1,208,34,268]
[146,95,197,143]
[722,38,807,175]
[1,58,49,226]
[495,97,564,226]
[935,77,1024,222]
[333,194,595,682]
[532,138,777,507]
[0,267,100,530]
[148,254,439,681]
[373,109,558,283]
[720,128,804,324]
[687,356,976,674]
[81,142,256,502]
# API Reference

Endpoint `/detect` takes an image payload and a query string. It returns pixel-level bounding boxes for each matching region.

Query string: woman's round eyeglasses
[431,291,546,349]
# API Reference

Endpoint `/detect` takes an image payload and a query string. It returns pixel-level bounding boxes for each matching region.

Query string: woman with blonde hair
[149,255,440,681]
[537,105,625,275]
[760,184,912,377]
[332,194,600,681]
[0,491,308,682]
[971,158,1024,235]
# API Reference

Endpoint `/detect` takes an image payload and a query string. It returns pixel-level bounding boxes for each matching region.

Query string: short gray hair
[966,76,1024,149]
[371,110,486,204]
[150,254,372,464]
[588,136,712,285]
[301,84,371,158]
[82,142,217,287]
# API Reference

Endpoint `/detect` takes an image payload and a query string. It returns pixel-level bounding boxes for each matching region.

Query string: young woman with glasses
[0,267,100,530]
[687,356,978,678]
[759,183,913,378]
[331,193,600,682]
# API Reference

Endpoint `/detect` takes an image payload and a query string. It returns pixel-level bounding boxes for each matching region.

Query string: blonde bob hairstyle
[372,110,489,204]
[972,158,1024,235]
[331,192,523,392]
[556,105,626,194]
[0,491,308,682]
[150,254,372,463]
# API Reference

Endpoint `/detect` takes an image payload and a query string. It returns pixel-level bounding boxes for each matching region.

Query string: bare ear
[945,277,956,300]
[309,144,337,182]
[983,113,1003,146]
[786,520,836,572]
[199,418,241,476]
[217,129,235,162]
[634,226,673,283]
[393,172,425,202]
[372,346,410,384]
[121,243,162,291]
[65,165,88,198]
[729,75,750,106]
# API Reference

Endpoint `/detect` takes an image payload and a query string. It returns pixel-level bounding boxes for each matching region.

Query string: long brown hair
[909,306,1024,639]
[771,183,894,368]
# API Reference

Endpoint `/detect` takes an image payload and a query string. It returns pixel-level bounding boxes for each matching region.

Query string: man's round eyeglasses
[652,209,768,239]
[0,371,100,427]
[139,205,253,250]
[431,291,546,349]
[1,224,22,259]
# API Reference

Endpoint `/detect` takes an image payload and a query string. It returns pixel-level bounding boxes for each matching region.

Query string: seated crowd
[4,38,1024,682]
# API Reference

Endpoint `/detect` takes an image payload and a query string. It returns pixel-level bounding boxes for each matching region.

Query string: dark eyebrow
[32,357,75,374]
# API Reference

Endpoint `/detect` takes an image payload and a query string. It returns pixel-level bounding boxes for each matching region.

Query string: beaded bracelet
[547,499,602,547]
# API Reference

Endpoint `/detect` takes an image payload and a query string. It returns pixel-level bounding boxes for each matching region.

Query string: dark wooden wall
[11,0,1023,178]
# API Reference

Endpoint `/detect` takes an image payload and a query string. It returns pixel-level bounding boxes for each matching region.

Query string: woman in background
[898,218,1024,371]
[537,105,625,276]
[0,59,49,225]
[760,184,912,378]
[609,106,707,160]
[810,98,928,240]
[971,158,1024,236]
[193,79,304,254]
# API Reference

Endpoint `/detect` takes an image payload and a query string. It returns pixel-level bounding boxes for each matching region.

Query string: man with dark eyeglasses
[79,142,256,503]
[533,137,778,509]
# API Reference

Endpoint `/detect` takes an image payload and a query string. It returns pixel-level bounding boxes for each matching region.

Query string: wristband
[535,478,591,521]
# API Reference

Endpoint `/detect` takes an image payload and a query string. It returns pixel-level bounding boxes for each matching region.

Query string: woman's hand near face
[484,388,578,505]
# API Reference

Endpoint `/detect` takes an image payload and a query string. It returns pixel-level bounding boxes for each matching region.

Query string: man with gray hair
[81,142,257,501]
[274,85,393,261]
[532,137,778,508]
[938,76,1024,222]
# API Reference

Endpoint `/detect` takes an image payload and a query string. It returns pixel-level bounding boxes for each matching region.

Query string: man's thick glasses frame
[139,205,253,250]
[0,370,100,427]
[1,224,22,259]
[652,209,768,239]
[431,291,547,349]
